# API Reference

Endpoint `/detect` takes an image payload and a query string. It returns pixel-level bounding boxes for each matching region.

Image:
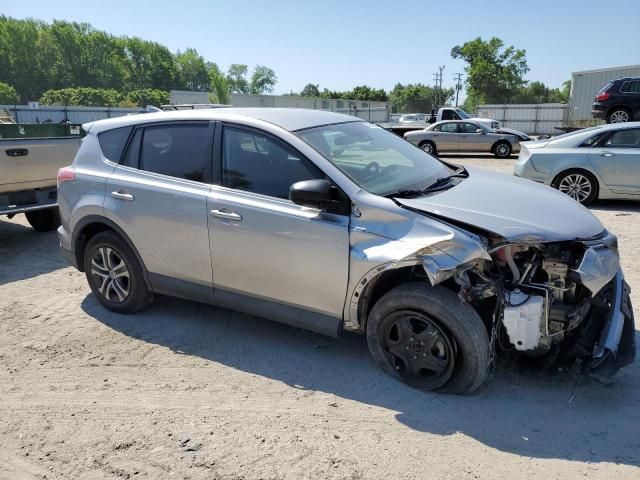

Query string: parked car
[57,108,635,394]
[428,107,500,130]
[514,122,640,205]
[592,77,640,123]
[404,120,524,157]
[1,123,81,231]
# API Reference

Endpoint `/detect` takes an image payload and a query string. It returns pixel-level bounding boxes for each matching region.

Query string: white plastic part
[501,290,544,351]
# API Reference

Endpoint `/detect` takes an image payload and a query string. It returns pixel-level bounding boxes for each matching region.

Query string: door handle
[210,208,242,221]
[600,151,614,157]
[5,148,28,157]
[111,190,135,201]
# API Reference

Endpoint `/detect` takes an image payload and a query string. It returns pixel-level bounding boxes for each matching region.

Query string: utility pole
[438,65,445,106]
[433,72,439,108]
[454,73,463,107]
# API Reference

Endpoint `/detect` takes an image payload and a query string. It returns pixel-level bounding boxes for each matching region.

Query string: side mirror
[290,179,333,209]
[476,128,485,134]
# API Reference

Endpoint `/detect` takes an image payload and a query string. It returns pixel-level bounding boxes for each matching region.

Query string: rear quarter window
[98,126,133,162]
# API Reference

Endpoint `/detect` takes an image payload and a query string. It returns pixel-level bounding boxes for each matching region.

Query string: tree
[39,87,123,106]
[208,62,230,104]
[451,37,529,109]
[126,88,169,107]
[300,83,320,97]
[0,82,19,104]
[350,85,388,102]
[227,64,249,94]
[176,48,209,91]
[249,65,277,94]
[389,83,453,112]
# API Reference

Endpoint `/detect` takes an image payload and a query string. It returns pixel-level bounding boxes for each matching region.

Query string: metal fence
[475,103,568,135]
[0,105,146,124]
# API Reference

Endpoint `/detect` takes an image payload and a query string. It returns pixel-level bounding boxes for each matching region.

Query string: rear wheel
[25,208,61,232]
[84,230,152,313]
[554,170,598,205]
[493,141,512,158]
[367,283,490,395]
[419,141,437,156]
[607,108,632,124]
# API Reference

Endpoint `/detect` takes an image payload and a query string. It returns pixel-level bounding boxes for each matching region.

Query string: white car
[514,123,640,204]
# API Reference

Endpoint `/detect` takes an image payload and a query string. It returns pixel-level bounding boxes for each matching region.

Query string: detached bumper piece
[585,270,636,381]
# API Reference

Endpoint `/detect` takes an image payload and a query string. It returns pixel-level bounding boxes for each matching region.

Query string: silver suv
[57,108,635,394]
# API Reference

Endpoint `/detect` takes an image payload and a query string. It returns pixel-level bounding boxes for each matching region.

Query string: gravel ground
[1,156,639,480]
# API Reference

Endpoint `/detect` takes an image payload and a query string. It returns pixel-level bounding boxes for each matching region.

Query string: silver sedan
[404,120,524,158]
[514,122,640,205]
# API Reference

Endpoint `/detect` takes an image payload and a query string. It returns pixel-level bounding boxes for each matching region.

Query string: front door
[588,127,640,194]
[458,122,489,153]
[207,125,350,330]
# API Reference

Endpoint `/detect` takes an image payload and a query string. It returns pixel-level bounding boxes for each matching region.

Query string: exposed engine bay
[444,231,635,376]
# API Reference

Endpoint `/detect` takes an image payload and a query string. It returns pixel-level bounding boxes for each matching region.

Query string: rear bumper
[0,187,58,216]
[57,224,78,269]
[591,104,607,119]
[586,270,636,379]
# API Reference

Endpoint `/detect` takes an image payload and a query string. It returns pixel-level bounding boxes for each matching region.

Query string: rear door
[104,121,215,295]
[588,127,640,194]
[207,124,350,327]
[431,122,460,152]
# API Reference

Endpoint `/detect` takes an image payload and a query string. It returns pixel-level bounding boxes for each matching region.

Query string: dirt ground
[1,156,639,480]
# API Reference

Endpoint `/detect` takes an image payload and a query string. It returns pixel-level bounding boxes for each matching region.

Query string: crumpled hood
[396,167,604,241]
[495,127,530,140]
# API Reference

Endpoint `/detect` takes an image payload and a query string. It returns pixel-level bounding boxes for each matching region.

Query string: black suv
[592,77,640,123]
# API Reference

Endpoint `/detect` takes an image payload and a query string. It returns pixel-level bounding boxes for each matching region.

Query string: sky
[2,0,639,97]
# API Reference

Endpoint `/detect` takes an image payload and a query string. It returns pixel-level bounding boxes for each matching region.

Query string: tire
[607,107,632,124]
[366,283,490,395]
[553,170,598,205]
[83,230,152,314]
[493,141,512,158]
[25,208,61,232]
[419,141,437,156]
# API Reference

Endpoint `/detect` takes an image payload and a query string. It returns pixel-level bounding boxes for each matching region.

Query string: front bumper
[585,269,636,379]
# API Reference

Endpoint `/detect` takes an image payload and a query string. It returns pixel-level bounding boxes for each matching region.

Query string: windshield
[455,108,471,119]
[296,122,451,196]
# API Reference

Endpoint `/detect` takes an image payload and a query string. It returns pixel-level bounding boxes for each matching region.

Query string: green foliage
[389,83,454,112]
[0,16,278,104]
[126,89,169,107]
[0,82,19,104]
[350,85,388,102]
[39,87,123,107]
[299,83,320,97]
[176,48,209,91]
[227,64,249,94]
[250,66,277,95]
[451,37,529,109]
[208,63,230,104]
[514,80,568,104]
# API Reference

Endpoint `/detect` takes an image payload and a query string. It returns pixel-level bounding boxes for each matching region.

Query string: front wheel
[367,283,490,395]
[554,170,598,205]
[494,141,512,158]
[25,208,61,232]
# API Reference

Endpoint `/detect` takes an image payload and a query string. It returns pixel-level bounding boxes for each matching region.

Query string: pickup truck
[1,123,81,231]
[429,107,500,129]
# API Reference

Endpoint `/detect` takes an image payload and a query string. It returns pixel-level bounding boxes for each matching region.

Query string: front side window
[604,129,640,148]
[461,122,480,133]
[297,122,450,196]
[222,127,322,199]
[139,124,209,182]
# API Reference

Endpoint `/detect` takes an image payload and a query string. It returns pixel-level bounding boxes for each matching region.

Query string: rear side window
[604,129,640,148]
[436,123,458,133]
[98,126,133,162]
[139,124,209,182]
[621,81,640,93]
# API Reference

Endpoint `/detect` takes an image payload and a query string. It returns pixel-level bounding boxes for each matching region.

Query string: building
[569,64,640,123]
[169,90,390,122]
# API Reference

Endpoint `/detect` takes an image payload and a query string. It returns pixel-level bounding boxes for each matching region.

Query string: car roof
[84,108,362,134]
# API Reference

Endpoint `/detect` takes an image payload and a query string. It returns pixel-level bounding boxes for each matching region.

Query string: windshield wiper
[422,172,468,192]
[384,189,425,199]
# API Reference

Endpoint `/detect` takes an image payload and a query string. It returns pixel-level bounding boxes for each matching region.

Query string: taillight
[596,92,610,102]
[57,166,76,186]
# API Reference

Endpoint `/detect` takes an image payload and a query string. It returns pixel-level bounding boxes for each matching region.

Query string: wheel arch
[607,104,632,117]
[418,139,437,154]
[72,215,151,289]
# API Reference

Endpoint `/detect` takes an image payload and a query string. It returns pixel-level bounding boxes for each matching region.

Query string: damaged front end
[429,229,636,379]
